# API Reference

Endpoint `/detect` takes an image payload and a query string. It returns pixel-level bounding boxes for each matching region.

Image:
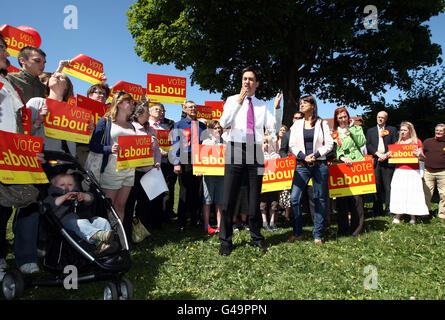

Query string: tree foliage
[127,0,444,125]
[363,65,445,140]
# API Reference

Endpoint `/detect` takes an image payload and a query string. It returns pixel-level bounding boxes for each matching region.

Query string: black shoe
[249,240,266,249]
[219,244,232,256]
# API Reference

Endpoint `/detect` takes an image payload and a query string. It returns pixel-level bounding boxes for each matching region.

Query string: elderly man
[366,111,398,217]
[418,124,445,219]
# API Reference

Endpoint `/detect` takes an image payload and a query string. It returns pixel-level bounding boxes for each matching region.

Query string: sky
[1,0,444,122]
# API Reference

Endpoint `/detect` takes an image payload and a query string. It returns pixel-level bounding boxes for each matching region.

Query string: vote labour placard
[155,129,172,152]
[196,105,213,122]
[44,98,93,144]
[146,73,186,104]
[0,130,48,184]
[193,145,226,176]
[63,54,104,84]
[0,25,38,57]
[261,157,296,193]
[328,160,376,198]
[204,101,225,121]
[109,81,145,103]
[76,95,108,126]
[117,135,154,170]
[388,144,418,164]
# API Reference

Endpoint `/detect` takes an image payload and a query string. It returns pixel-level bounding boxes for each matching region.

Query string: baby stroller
[2,151,133,300]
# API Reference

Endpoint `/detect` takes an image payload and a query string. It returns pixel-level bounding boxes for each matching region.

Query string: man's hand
[56,60,71,73]
[174,165,182,174]
[273,93,283,109]
[237,87,248,105]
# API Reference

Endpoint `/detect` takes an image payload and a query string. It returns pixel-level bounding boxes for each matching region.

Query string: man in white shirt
[218,66,280,256]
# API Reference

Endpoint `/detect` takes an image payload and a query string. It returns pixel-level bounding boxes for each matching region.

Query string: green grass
[2,192,444,300]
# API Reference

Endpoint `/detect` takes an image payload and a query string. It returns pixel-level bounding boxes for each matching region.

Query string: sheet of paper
[140,168,168,200]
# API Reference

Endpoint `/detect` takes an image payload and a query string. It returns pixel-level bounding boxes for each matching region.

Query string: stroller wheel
[118,278,134,300]
[2,269,25,300]
[103,282,119,300]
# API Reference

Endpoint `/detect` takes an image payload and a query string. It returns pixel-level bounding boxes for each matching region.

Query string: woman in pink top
[389,121,429,224]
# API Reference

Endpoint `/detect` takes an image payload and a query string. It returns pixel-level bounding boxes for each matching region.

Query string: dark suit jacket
[279,130,290,158]
[365,125,398,165]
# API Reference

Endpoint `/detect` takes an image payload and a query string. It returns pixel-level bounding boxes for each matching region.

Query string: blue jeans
[62,214,111,244]
[13,204,39,267]
[290,162,329,240]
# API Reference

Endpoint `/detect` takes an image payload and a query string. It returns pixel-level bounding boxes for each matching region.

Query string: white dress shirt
[219,94,277,144]
[0,76,23,133]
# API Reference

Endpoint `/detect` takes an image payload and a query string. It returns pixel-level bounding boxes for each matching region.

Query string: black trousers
[373,161,395,216]
[219,142,264,247]
[124,170,164,242]
[336,195,365,236]
[161,161,177,218]
[177,164,203,227]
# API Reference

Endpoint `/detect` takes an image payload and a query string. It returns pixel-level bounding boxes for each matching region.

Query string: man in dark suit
[365,111,398,216]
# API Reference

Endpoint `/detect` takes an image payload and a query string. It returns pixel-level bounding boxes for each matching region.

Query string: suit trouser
[161,161,178,217]
[219,142,264,247]
[373,161,394,215]
[177,164,203,227]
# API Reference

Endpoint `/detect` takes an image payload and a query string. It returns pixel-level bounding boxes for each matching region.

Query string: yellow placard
[116,157,154,170]
[44,127,91,144]
[329,184,377,198]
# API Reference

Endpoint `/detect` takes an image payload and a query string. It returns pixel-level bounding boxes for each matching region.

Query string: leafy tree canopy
[127,0,444,125]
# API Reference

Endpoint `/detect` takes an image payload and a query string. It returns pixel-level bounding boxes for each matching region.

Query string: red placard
[44,98,92,143]
[62,54,104,84]
[155,129,172,151]
[328,160,376,198]
[76,94,108,125]
[146,73,186,104]
[117,135,154,170]
[0,130,47,184]
[193,144,226,176]
[0,25,39,57]
[388,144,418,164]
[261,157,296,192]
[205,101,225,121]
[7,65,20,74]
[109,80,145,102]
[196,105,213,121]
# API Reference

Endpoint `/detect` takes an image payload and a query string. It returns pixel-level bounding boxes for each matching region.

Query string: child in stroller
[44,173,119,257]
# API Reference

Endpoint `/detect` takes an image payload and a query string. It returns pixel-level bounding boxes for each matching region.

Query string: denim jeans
[290,162,329,240]
[62,214,111,244]
[13,204,39,267]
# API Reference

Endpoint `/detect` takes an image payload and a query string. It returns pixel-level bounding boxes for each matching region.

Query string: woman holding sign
[89,92,135,222]
[288,95,333,245]
[332,107,366,237]
[389,122,428,224]
[124,101,162,238]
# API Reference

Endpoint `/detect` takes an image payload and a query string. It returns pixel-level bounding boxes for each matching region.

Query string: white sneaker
[409,219,416,224]
[438,213,445,220]
[19,262,40,274]
[392,218,400,224]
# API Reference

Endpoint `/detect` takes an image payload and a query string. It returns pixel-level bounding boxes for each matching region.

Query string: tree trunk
[282,61,300,128]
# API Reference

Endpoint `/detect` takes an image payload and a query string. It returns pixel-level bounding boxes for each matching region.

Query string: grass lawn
[2,189,444,300]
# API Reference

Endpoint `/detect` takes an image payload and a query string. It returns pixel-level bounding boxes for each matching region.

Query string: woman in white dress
[389,121,429,224]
